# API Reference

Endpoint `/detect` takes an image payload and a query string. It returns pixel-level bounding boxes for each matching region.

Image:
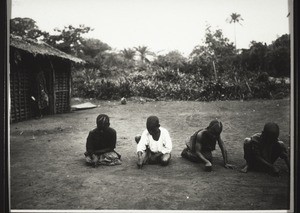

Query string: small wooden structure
[9,36,84,123]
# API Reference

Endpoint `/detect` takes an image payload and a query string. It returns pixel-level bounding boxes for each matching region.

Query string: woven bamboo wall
[54,69,70,113]
[10,69,32,122]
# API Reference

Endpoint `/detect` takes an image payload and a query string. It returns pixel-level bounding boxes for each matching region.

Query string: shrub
[72,67,290,101]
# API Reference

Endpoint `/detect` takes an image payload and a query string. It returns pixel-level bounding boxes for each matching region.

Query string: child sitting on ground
[84,114,121,167]
[136,116,172,169]
[241,122,289,176]
[181,119,234,171]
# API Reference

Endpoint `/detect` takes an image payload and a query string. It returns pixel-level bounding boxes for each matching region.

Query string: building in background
[9,35,84,122]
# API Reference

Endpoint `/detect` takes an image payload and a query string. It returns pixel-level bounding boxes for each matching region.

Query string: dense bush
[72,67,290,101]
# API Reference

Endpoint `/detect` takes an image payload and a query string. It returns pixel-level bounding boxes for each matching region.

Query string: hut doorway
[29,69,50,118]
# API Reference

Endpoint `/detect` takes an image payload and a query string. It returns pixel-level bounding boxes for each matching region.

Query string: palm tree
[134,46,152,63]
[121,48,136,61]
[227,13,244,50]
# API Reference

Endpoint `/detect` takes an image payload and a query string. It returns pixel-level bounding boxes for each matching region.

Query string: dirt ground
[10,98,291,211]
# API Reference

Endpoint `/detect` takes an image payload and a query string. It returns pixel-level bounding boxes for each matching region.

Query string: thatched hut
[9,36,84,123]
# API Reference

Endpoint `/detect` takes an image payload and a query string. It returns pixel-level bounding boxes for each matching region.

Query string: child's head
[207,120,223,137]
[96,114,110,130]
[146,116,160,135]
[262,122,279,143]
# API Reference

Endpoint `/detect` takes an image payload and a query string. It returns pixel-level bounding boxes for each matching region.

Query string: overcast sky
[10,0,290,56]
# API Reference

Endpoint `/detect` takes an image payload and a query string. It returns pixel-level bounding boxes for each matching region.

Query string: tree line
[10,17,290,101]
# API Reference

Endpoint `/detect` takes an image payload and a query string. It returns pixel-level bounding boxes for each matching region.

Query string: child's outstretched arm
[194,134,212,167]
[136,131,148,169]
[137,151,145,169]
[217,136,235,169]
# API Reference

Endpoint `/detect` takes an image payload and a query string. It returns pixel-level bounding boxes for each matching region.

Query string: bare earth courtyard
[10,98,291,210]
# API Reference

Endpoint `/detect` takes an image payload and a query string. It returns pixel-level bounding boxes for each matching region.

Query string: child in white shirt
[136,116,172,168]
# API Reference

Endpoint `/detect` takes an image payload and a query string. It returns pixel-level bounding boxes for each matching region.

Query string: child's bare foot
[240,165,248,173]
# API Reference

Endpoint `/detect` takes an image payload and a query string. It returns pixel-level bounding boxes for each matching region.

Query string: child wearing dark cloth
[136,116,172,169]
[84,114,122,167]
[181,120,235,171]
[240,122,290,176]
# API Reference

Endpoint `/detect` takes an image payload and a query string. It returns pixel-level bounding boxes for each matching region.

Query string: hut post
[48,58,56,114]
[68,61,72,112]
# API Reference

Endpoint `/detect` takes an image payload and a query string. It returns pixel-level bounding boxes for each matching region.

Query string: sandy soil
[10,98,291,210]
